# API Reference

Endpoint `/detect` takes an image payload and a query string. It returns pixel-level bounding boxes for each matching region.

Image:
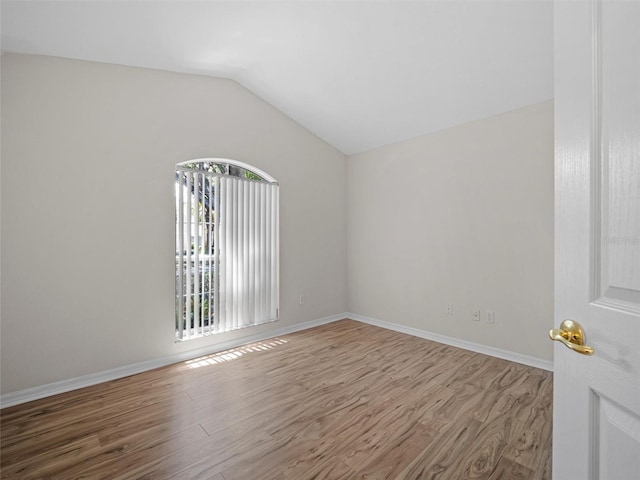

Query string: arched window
[175,159,279,340]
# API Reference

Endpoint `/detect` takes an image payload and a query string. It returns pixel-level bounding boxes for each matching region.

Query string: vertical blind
[176,167,279,340]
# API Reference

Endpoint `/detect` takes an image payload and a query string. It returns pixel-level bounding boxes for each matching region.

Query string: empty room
[1,1,638,479]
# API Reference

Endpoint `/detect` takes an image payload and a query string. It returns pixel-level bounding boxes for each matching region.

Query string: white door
[553,0,640,479]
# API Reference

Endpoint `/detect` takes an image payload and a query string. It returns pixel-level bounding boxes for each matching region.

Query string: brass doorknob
[549,319,594,355]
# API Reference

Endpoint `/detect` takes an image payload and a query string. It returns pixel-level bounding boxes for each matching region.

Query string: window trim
[177,158,278,184]
[175,158,279,341]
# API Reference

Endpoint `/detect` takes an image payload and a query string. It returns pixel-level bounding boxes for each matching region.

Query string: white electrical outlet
[299,295,304,305]
[486,311,495,323]
[472,309,480,321]
[447,303,453,315]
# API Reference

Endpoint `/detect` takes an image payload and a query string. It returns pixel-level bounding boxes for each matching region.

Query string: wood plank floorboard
[0,319,552,479]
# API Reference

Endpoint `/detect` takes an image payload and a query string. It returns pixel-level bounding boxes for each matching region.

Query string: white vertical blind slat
[200,174,206,334]
[271,185,280,320]
[261,183,267,321]
[219,176,226,332]
[177,173,185,339]
[210,176,215,334]
[266,184,272,318]
[194,173,200,338]
[243,182,250,325]
[185,173,192,338]
[213,176,220,333]
[248,182,256,324]
[252,182,259,321]
[228,178,234,330]
[218,177,226,333]
[256,183,263,322]
[207,176,212,334]
[232,178,239,330]
[234,178,241,329]
[225,177,233,332]
[238,178,245,327]
[267,184,272,320]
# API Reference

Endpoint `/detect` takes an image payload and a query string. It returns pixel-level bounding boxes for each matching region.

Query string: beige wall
[0,54,347,394]
[1,53,554,396]
[347,101,554,361]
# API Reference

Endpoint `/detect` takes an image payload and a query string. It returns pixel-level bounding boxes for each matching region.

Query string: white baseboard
[1,311,552,409]
[0,313,347,409]
[347,313,553,372]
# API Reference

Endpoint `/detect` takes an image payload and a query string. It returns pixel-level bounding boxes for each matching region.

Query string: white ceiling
[1,1,553,155]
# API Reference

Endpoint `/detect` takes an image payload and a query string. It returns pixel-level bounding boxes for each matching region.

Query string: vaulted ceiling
[1,1,553,155]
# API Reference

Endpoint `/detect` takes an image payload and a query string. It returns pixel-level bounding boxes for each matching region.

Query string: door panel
[554,0,640,479]
[598,0,640,308]
[594,393,640,480]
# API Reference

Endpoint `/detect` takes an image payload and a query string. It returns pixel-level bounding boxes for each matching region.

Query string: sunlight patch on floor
[184,337,289,368]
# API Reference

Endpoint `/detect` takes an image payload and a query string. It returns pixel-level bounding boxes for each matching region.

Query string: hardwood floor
[0,320,552,479]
